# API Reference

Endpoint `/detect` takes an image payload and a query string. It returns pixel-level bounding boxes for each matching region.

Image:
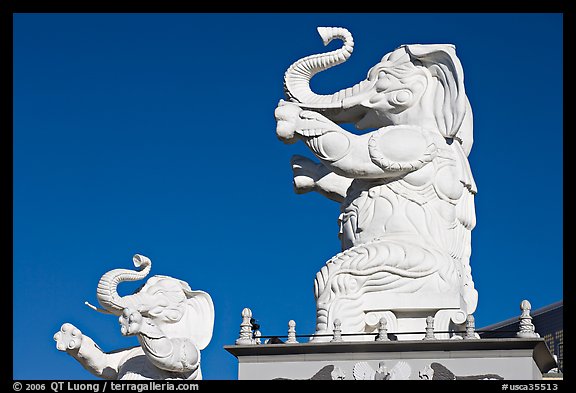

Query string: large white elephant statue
[275,27,477,340]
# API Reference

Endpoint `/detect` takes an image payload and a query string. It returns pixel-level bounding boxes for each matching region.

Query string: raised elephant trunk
[283,27,374,110]
[89,254,152,315]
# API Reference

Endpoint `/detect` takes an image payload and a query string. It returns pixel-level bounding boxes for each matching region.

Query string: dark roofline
[480,300,563,331]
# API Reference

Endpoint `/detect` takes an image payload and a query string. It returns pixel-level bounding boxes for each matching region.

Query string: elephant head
[88,254,214,350]
[283,27,473,156]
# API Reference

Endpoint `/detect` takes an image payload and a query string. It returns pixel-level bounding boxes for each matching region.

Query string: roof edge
[479,300,563,332]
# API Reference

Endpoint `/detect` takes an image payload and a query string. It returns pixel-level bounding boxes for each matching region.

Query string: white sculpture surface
[54,254,214,380]
[517,300,540,338]
[353,361,412,380]
[236,308,256,345]
[286,320,298,343]
[275,27,478,340]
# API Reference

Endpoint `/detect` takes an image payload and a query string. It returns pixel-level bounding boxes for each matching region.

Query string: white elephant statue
[275,27,477,340]
[54,254,214,380]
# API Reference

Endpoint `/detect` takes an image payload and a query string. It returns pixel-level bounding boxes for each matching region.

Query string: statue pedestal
[314,290,469,341]
[225,338,556,380]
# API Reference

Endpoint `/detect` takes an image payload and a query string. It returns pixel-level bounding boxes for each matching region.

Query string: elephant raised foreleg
[54,323,137,379]
[276,101,437,180]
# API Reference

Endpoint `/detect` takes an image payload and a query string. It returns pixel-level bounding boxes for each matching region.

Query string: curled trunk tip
[284,27,358,107]
[283,27,374,111]
[94,254,152,315]
[133,254,151,268]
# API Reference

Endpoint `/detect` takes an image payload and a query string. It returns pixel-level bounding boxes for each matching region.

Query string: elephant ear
[179,280,215,351]
[406,44,477,213]
[404,44,468,143]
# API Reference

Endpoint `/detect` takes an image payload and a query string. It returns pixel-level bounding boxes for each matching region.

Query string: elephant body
[276,27,478,339]
[55,255,214,380]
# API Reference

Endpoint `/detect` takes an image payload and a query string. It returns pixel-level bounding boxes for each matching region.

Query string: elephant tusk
[85,301,113,314]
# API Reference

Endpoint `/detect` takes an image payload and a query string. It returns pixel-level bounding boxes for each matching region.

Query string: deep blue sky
[13,13,562,380]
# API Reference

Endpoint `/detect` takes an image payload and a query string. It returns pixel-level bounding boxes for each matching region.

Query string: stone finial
[423,316,436,340]
[331,319,343,342]
[236,308,255,345]
[375,317,390,341]
[254,329,262,344]
[286,320,298,344]
[464,314,479,340]
[517,300,540,338]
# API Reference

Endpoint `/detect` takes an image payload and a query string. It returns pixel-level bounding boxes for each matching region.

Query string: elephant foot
[291,155,323,194]
[54,323,83,352]
[275,101,302,144]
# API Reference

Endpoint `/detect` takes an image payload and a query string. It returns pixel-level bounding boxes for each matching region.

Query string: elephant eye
[166,310,181,321]
[390,89,413,106]
[149,306,164,317]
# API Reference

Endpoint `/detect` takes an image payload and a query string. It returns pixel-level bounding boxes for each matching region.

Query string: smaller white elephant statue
[54,254,214,380]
